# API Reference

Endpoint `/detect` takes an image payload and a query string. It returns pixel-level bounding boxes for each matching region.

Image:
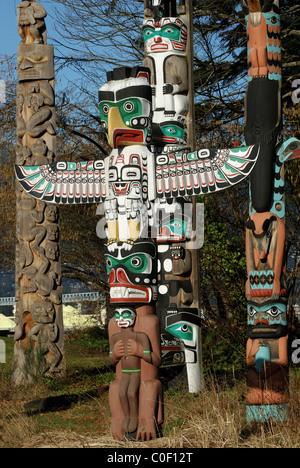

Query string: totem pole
[15,0,260,439]
[142,0,203,393]
[244,0,300,422]
[13,0,65,385]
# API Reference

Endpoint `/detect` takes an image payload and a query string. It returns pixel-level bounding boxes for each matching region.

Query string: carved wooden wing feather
[155,144,260,199]
[15,160,106,204]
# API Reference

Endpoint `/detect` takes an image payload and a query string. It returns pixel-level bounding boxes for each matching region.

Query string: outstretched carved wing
[15,160,106,204]
[155,144,260,199]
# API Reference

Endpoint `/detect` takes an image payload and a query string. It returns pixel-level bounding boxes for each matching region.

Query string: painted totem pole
[142,0,203,393]
[244,0,300,422]
[15,0,260,439]
[13,0,65,385]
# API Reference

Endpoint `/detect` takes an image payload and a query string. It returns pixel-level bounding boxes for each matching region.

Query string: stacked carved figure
[244,0,300,422]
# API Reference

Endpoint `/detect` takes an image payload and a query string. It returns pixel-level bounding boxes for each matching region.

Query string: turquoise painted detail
[249,271,274,291]
[166,322,194,343]
[268,72,281,81]
[264,13,280,27]
[246,405,289,423]
[255,346,271,372]
[247,302,287,327]
[277,137,300,163]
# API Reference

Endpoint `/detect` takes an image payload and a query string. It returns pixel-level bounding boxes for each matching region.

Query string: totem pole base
[246,404,289,423]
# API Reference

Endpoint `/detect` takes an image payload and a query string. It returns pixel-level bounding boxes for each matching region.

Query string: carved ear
[246,219,256,231]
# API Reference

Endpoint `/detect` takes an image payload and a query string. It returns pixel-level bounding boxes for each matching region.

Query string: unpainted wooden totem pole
[13,0,65,385]
[16,0,260,438]
[243,0,300,422]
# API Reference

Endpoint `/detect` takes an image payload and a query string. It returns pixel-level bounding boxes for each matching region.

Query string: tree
[0,58,17,271]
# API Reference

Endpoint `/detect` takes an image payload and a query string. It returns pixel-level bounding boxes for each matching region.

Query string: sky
[0,0,57,58]
[0,0,83,93]
[0,0,22,58]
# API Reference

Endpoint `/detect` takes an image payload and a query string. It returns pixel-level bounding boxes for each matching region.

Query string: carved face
[247,300,287,338]
[46,242,59,261]
[154,211,191,242]
[107,152,148,201]
[143,17,187,54]
[165,309,201,350]
[47,225,59,241]
[17,45,54,82]
[114,308,136,328]
[105,239,157,304]
[45,205,58,223]
[99,76,152,148]
[152,118,187,145]
[31,301,55,324]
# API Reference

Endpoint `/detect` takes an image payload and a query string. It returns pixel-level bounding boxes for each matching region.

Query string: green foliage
[66,326,109,352]
[202,321,247,376]
[197,191,249,372]
[199,192,247,319]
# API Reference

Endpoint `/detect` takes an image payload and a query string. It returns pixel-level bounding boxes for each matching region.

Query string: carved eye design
[131,257,142,268]
[248,306,256,317]
[124,101,134,112]
[267,307,281,318]
[102,104,110,115]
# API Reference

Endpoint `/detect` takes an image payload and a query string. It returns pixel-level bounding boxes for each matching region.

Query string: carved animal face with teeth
[105,239,157,304]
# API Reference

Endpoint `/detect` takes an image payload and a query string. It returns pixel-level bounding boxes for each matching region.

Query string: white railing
[0,292,103,307]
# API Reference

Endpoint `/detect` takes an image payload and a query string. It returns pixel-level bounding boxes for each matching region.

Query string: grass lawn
[0,329,300,448]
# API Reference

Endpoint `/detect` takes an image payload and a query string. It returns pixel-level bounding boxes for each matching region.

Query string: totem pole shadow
[23,384,109,416]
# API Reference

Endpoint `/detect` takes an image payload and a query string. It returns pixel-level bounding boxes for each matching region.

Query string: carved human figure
[143,14,188,145]
[29,321,61,374]
[244,0,281,80]
[17,0,47,45]
[31,138,54,165]
[109,308,152,434]
[25,82,55,138]
[16,85,26,138]
[17,196,47,271]
[109,304,163,441]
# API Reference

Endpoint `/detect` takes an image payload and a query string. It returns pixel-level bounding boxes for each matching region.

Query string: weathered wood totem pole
[243,0,300,422]
[13,0,65,385]
[15,0,261,438]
